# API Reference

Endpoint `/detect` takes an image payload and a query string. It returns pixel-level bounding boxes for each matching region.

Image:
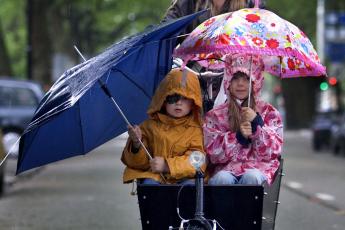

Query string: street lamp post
[317,0,325,63]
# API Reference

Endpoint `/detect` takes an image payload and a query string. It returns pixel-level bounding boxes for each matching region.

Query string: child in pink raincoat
[203,53,283,185]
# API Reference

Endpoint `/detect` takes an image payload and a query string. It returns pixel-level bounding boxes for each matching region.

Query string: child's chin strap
[230,94,246,108]
[235,98,244,106]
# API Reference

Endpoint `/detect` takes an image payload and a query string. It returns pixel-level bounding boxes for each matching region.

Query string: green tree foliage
[267,0,323,129]
[326,0,345,10]
[0,0,171,81]
[0,0,27,78]
[48,0,171,61]
[1,0,331,129]
[267,0,317,44]
[0,17,13,76]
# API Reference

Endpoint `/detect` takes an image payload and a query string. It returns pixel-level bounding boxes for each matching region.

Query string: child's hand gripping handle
[127,125,167,183]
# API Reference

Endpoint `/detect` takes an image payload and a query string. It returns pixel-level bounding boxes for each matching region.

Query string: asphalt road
[0,131,345,230]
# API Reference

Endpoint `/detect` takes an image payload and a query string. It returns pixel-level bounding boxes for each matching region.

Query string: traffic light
[328,77,337,86]
[320,82,329,91]
[320,77,338,91]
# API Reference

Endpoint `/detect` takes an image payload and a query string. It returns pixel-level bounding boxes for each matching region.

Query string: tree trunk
[0,18,13,76]
[282,77,324,129]
[31,0,53,86]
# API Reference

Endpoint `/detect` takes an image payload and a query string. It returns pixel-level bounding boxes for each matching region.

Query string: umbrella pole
[99,80,167,184]
[248,55,253,107]
[74,46,167,183]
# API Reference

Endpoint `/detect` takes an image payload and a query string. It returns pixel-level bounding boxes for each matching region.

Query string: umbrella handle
[100,79,167,183]
[127,124,167,184]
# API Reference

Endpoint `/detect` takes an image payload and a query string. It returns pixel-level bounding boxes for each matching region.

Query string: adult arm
[162,0,196,22]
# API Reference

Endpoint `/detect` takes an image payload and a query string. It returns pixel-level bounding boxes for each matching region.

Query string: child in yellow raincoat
[121,68,206,184]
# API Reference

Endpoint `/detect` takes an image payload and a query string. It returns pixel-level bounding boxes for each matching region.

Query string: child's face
[228,72,250,100]
[165,94,193,118]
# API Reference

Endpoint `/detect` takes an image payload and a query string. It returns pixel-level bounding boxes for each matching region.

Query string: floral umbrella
[174,7,327,78]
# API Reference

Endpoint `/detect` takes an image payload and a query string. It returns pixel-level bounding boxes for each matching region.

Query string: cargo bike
[134,64,285,230]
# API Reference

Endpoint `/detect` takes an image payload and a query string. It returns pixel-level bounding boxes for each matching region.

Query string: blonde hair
[228,87,256,132]
[208,0,247,16]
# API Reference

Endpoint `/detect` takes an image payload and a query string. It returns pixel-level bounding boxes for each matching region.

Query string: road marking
[286,181,303,189]
[283,182,344,216]
[315,193,335,201]
[85,196,95,201]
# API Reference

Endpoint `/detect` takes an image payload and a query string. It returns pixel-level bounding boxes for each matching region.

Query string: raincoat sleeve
[203,110,253,164]
[121,124,151,170]
[165,127,206,180]
[250,104,283,161]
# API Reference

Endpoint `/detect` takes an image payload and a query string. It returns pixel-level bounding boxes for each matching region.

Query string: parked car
[0,78,45,158]
[330,113,345,156]
[311,111,339,151]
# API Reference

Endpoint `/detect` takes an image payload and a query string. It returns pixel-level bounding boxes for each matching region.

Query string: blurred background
[1,0,345,229]
[0,0,345,129]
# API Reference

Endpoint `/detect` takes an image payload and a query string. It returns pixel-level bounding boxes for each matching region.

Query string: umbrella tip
[254,0,260,8]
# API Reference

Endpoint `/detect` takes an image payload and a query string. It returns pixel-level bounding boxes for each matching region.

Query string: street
[1,131,345,230]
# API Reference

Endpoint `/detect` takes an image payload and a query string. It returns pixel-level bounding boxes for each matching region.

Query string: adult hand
[241,107,257,122]
[150,157,169,173]
[128,125,142,149]
[240,121,252,139]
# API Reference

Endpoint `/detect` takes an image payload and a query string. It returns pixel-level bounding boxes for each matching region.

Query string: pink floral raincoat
[203,54,283,185]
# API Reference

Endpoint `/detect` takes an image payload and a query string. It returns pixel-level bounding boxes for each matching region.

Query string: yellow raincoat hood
[147,68,202,123]
[121,68,205,184]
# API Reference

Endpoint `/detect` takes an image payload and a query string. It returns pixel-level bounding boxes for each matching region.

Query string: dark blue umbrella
[16,12,204,174]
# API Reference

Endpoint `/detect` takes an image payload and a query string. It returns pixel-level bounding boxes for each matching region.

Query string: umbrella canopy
[16,12,204,174]
[174,8,326,78]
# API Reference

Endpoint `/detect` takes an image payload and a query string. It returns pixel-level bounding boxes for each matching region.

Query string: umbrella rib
[98,71,167,183]
[112,67,152,100]
[77,101,86,155]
